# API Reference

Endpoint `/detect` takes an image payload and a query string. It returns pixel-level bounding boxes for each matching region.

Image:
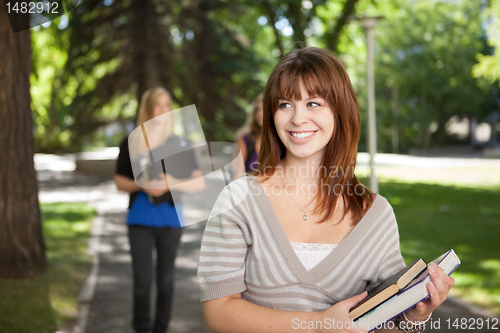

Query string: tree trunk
[133,0,160,102]
[0,8,46,278]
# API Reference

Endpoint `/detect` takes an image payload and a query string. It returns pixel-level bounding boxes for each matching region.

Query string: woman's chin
[286,148,323,160]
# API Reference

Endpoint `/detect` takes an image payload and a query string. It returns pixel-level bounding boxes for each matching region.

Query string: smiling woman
[197,47,454,333]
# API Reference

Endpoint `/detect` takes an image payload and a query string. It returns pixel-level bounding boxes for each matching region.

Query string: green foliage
[473,0,500,85]
[373,0,497,152]
[31,0,499,153]
[31,18,72,153]
[0,202,96,332]
[30,0,367,152]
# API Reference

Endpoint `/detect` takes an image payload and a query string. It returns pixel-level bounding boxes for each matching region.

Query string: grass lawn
[371,180,500,315]
[0,202,96,333]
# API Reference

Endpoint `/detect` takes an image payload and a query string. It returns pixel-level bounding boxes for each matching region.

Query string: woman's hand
[404,262,455,322]
[315,292,369,333]
[141,173,173,197]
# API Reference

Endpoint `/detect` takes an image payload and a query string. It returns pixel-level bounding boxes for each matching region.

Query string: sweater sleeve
[197,183,252,302]
[365,204,406,292]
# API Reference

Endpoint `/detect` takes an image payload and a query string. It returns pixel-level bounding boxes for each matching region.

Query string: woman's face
[152,94,172,119]
[273,80,334,161]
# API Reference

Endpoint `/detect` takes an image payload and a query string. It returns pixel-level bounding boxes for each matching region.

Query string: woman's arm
[203,292,370,333]
[115,173,172,197]
[114,174,142,193]
[165,169,206,193]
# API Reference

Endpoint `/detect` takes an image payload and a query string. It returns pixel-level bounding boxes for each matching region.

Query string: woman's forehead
[276,75,327,101]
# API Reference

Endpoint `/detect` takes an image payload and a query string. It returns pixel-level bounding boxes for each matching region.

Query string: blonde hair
[137,87,173,126]
[131,87,174,160]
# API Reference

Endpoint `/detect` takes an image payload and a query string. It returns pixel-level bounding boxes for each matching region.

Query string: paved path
[35,154,499,333]
[37,164,211,333]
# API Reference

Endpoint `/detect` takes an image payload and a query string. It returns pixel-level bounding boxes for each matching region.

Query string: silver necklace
[280,174,316,220]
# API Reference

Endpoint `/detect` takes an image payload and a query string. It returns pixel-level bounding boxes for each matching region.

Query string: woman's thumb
[342,291,368,310]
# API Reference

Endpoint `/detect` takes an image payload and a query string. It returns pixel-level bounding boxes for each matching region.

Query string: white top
[291,242,337,271]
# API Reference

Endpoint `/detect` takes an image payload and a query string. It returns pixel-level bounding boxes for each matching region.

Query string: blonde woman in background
[115,87,205,333]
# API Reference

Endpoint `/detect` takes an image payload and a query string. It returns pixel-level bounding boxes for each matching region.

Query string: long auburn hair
[254,47,373,225]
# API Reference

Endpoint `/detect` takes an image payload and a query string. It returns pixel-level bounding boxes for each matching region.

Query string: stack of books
[350,249,461,332]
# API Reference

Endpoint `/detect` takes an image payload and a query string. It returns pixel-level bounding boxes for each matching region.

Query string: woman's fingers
[427,282,442,308]
[429,264,451,297]
[448,276,455,291]
[339,291,368,312]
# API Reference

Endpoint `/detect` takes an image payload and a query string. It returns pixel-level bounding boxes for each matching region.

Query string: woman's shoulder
[119,135,129,148]
[225,175,259,197]
[214,176,261,209]
[371,194,392,210]
[365,193,397,225]
[118,136,130,155]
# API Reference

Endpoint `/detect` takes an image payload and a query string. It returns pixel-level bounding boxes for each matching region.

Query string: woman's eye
[279,102,292,109]
[308,102,321,108]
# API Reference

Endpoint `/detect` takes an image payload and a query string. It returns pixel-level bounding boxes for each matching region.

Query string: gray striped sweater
[197,176,405,311]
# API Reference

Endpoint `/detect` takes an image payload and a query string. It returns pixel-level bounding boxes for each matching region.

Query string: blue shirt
[126,191,184,228]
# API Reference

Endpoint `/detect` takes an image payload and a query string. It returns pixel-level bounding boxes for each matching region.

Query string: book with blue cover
[355,249,461,332]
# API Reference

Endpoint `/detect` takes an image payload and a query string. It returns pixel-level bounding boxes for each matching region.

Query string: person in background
[115,87,205,333]
[233,93,263,179]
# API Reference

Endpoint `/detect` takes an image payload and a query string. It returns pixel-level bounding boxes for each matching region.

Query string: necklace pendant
[303,213,308,220]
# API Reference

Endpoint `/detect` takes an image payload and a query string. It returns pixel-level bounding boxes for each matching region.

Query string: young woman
[197,48,453,333]
[115,87,205,333]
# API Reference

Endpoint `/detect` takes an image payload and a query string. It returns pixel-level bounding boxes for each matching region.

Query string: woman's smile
[288,130,318,142]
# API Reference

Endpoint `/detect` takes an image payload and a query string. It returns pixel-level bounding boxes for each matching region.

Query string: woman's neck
[278,153,324,186]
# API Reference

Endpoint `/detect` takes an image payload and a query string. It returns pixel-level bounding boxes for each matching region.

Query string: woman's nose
[290,105,308,125]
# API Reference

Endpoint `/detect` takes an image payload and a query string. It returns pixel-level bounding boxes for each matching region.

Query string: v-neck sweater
[197,176,405,311]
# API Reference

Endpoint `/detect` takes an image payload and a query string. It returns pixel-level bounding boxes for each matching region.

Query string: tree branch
[330,0,359,53]
[262,0,284,57]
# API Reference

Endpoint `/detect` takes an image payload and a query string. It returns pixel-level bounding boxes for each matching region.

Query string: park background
[1,0,500,332]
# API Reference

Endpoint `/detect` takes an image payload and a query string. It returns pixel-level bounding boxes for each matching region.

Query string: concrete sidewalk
[36,156,499,333]
[37,165,211,333]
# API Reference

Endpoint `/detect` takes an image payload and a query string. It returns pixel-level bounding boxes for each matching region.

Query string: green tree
[50,0,268,146]
[374,0,495,152]
[473,0,500,86]
[31,0,376,152]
